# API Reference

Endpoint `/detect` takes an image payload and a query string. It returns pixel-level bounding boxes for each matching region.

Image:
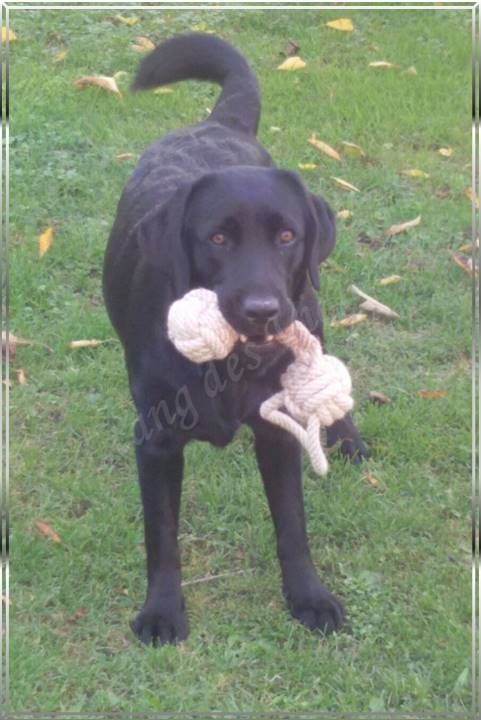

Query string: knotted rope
[167,288,353,475]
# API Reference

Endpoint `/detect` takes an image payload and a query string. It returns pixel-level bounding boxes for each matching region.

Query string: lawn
[10,6,472,715]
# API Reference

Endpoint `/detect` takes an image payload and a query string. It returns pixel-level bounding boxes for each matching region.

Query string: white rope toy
[167,288,353,475]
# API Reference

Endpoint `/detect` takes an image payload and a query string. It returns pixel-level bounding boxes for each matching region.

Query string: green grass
[10,7,472,714]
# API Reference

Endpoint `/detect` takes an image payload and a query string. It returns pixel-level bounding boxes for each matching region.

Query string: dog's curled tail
[132,33,261,136]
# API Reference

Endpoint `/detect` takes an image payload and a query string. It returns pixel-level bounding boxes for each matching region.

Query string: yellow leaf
[54,48,68,63]
[14,368,27,385]
[131,36,155,52]
[363,471,384,490]
[298,163,317,170]
[35,520,61,544]
[464,187,480,208]
[340,140,365,158]
[326,18,354,32]
[400,168,429,178]
[386,215,421,236]
[191,22,215,33]
[38,226,54,257]
[330,176,360,192]
[114,152,135,160]
[417,389,447,399]
[438,147,453,157]
[1,27,16,42]
[369,61,395,69]
[330,313,367,328]
[336,209,353,220]
[379,274,401,286]
[308,135,341,161]
[277,56,306,71]
[115,14,138,26]
[269,126,282,133]
[153,87,174,95]
[74,75,121,95]
[69,339,105,349]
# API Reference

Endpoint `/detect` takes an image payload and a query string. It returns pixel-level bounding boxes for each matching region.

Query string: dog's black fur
[103,33,367,645]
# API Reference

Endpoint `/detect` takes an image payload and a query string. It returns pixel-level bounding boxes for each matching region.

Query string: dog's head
[137,166,335,345]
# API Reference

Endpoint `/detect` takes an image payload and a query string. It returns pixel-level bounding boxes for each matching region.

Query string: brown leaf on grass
[2,27,16,42]
[434,186,451,199]
[351,285,400,319]
[2,332,33,359]
[337,209,353,220]
[67,607,86,623]
[363,471,385,490]
[14,368,27,385]
[114,152,135,160]
[114,14,138,26]
[452,253,478,277]
[69,339,105,349]
[386,215,421,236]
[277,56,306,70]
[330,313,367,328]
[438,147,453,157]
[417,389,447,399]
[38,226,54,257]
[464,187,480,208]
[369,390,391,404]
[379,274,401,285]
[54,48,68,63]
[308,135,341,161]
[400,168,429,178]
[284,39,300,57]
[330,176,360,192]
[369,61,395,69]
[35,520,61,544]
[326,18,354,32]
[74,75,121,95]
[340,141,365,158]
[131,36,155,52]
[458,238,479,253]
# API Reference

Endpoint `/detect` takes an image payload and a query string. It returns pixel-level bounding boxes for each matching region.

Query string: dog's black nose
[242,296,280,324]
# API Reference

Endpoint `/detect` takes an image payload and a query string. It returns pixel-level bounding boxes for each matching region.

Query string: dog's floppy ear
[305,193,336,291]
[134,185,191,295]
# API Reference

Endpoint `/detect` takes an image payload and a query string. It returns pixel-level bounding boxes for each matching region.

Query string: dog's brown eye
[210,233,226,246]
[278,229,295,245]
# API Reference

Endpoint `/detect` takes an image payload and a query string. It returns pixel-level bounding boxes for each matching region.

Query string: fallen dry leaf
[402,65,417,75]
[434,186,451,199]
[340,141,365,158]
[69,339,105,349]
[464,187,479,208]
[35,520,61,544]
[351,284,400,319]
[67,607,86,623]
[330,313,367,328]
[2,331,32,359]
[458,238,479,253]
[54,48,68,63]
[308,135,341,161]
[363,471,384,490]
[379,274,401,285]
[369,390,391,404]
[386,215,421,236]
[14,368,27,385]
[284,39,300,57]
[298,163,317,170]
[401,168,429,178]
[417,389,447,399]
[114,152,135,160]
[131,35,155,52]
[369,61,395,69]
[438,147,453,157]
[74,75,121,95]
[326,18,354,32]
[114,14,138,26]
[452,253,478,277]
[2,27,16,42]
[153,87,174,95]
[330,176,360,192]
[337,209,353,220]
[38,226,54,257]
[277,56,306,71]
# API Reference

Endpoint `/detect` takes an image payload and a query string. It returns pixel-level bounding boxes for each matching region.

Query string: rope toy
[167,288,353,475]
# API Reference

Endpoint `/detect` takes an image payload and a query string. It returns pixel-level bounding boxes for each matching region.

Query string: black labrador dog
[103,33,367,646]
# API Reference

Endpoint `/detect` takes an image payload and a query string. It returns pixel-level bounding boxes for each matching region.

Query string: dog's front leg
[131,443,188,645]
[250,418,345,634]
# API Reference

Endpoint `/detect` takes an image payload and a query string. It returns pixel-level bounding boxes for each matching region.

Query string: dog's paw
[287,585,345,634]
[326,418,369,464]
[131,597,188,646]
